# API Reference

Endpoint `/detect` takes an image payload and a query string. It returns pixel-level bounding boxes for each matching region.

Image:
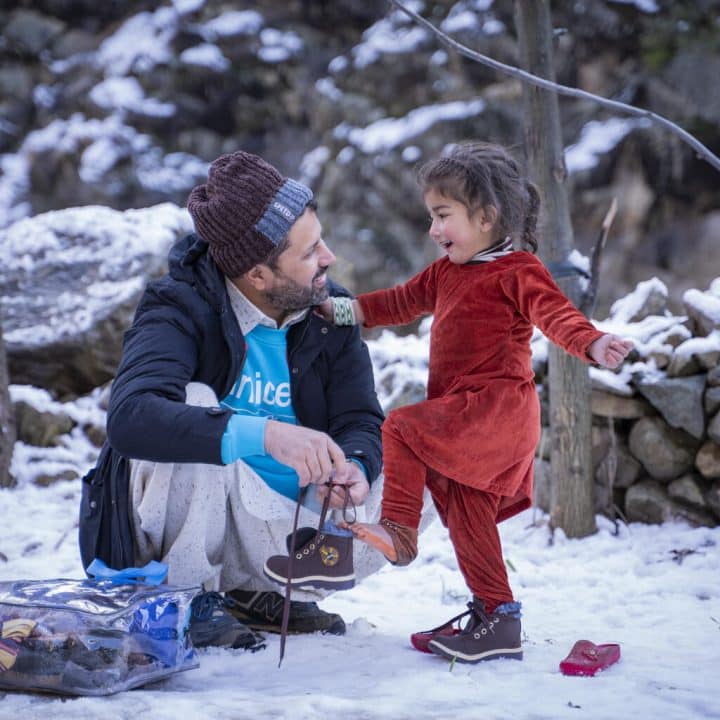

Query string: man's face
[263,208,336,312]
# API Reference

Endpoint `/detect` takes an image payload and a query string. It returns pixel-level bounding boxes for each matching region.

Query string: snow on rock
[683,288,720,336]
[179,43,231,71]
[608,0,659,12]
[95,8,179,77]
[89,76,176,117]
[0,113,207,223]
[200,9,264,39]
[0,203,193,395]
[565,118,652,173]
[337,100,486,154]
[673,330,720,359]
[367,320,431,411]
[590,364,636,396]
[351,1,429,69]
[609,277,669,323]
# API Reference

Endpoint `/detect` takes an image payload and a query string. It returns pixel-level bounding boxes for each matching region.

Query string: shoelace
[278,479,355,666]
[462,599,494,634]
[420,607,473,636]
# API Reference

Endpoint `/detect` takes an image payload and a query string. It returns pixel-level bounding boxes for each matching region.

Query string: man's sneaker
[225,589,346,635]
[428,598,523,664]
[188,592,266,651]
[263,527,355,590]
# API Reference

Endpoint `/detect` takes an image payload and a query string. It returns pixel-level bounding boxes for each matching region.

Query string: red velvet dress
[358,251,603,524]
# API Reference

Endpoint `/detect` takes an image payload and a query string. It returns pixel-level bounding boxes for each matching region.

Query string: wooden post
[515,0,596,537]
[0,312,16,488]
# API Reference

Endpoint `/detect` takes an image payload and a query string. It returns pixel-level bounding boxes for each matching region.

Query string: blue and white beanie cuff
[255,178,314,246]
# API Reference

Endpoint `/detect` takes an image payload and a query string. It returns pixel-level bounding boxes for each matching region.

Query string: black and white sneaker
[225,589,346,635]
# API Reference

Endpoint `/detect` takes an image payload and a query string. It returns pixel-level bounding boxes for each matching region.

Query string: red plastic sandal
[559,640,621,676]
[410,608,471,653]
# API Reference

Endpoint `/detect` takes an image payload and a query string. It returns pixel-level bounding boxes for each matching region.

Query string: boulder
[591,389,650,419]
[624,480,671,524]
[709,411,720,446]
[634,373,706,439]
[667,333,720,377]
[696,441,720,480]
[708,365,720,387]
[595,441,641,490]
[0,203,193,397]
[705,386,720,416]
[628,416,698,481]
[667,474,708,510]
[14,401,74,447]
[625,480,716,527]
[706,483,720,520]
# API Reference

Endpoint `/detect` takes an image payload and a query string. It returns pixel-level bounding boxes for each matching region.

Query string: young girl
[321,142,633,665]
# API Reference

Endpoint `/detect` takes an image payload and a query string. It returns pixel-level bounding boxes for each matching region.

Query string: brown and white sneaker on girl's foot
[428,599,523,664]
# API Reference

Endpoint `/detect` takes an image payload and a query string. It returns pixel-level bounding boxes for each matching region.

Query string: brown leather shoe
[428,598,523,664]
[263,529,355,590]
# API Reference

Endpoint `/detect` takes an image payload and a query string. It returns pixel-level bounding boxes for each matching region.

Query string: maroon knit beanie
[187,151,313,277]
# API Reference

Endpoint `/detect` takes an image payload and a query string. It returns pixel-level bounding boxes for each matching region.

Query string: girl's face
[424,188,496,264]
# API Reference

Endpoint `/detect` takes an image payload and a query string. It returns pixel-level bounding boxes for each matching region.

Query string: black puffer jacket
[79,234,384,570]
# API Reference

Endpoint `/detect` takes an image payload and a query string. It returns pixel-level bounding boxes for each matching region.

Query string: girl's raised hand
[588,334,634,369]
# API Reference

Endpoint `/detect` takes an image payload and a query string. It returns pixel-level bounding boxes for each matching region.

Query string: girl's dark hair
[417,142,539,253]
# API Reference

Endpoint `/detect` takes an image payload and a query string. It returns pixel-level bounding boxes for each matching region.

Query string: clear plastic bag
[0,578,199,696]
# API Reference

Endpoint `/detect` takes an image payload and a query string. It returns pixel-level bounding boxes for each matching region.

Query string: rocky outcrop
[1,1,718,314]
[0,203,192,397]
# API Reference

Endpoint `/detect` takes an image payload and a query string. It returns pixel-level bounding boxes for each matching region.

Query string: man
[79,151,385,649]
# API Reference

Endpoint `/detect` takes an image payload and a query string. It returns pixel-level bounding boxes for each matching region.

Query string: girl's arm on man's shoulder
[356,262,439,329]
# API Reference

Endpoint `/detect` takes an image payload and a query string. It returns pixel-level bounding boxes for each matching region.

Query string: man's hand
[264,420,347,487]
[317,461,370,509]
[588,334,634,369]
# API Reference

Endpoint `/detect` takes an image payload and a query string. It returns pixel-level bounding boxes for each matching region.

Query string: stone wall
[532,279,720,527]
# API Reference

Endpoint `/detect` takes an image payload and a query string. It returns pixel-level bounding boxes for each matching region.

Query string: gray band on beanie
[254,178,314,245]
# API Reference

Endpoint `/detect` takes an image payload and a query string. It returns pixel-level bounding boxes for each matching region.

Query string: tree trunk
[0,312,16,488]
[515,0,596,538]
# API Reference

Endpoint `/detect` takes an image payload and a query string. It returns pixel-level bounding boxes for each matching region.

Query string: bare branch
[580,198,617,317]
[388,0,720,173]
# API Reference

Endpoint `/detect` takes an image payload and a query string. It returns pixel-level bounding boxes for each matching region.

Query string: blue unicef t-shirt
[220,324,300,500]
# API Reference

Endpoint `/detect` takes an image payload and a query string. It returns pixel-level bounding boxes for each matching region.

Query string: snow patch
[684,288,720,325]
[566,118,652,173]
[337,100,485,154]
[202,10,264,38]
[609,277,668,323]
[180,43,230,71]
[352,1,428,69]
[89,77,176,117]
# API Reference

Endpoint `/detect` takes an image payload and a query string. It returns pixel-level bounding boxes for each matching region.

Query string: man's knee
[185,382,219,408]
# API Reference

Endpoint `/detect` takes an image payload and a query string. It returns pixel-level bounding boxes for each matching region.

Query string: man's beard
[263,268,329,312]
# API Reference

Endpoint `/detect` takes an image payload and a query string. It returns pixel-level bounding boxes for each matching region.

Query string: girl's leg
[346,408,428,564]
[422,480,522,664]
[443,481,513,610]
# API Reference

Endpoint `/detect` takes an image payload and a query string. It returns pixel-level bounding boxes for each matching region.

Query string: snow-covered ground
[1,269,719,717]
[1,471,718,719]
